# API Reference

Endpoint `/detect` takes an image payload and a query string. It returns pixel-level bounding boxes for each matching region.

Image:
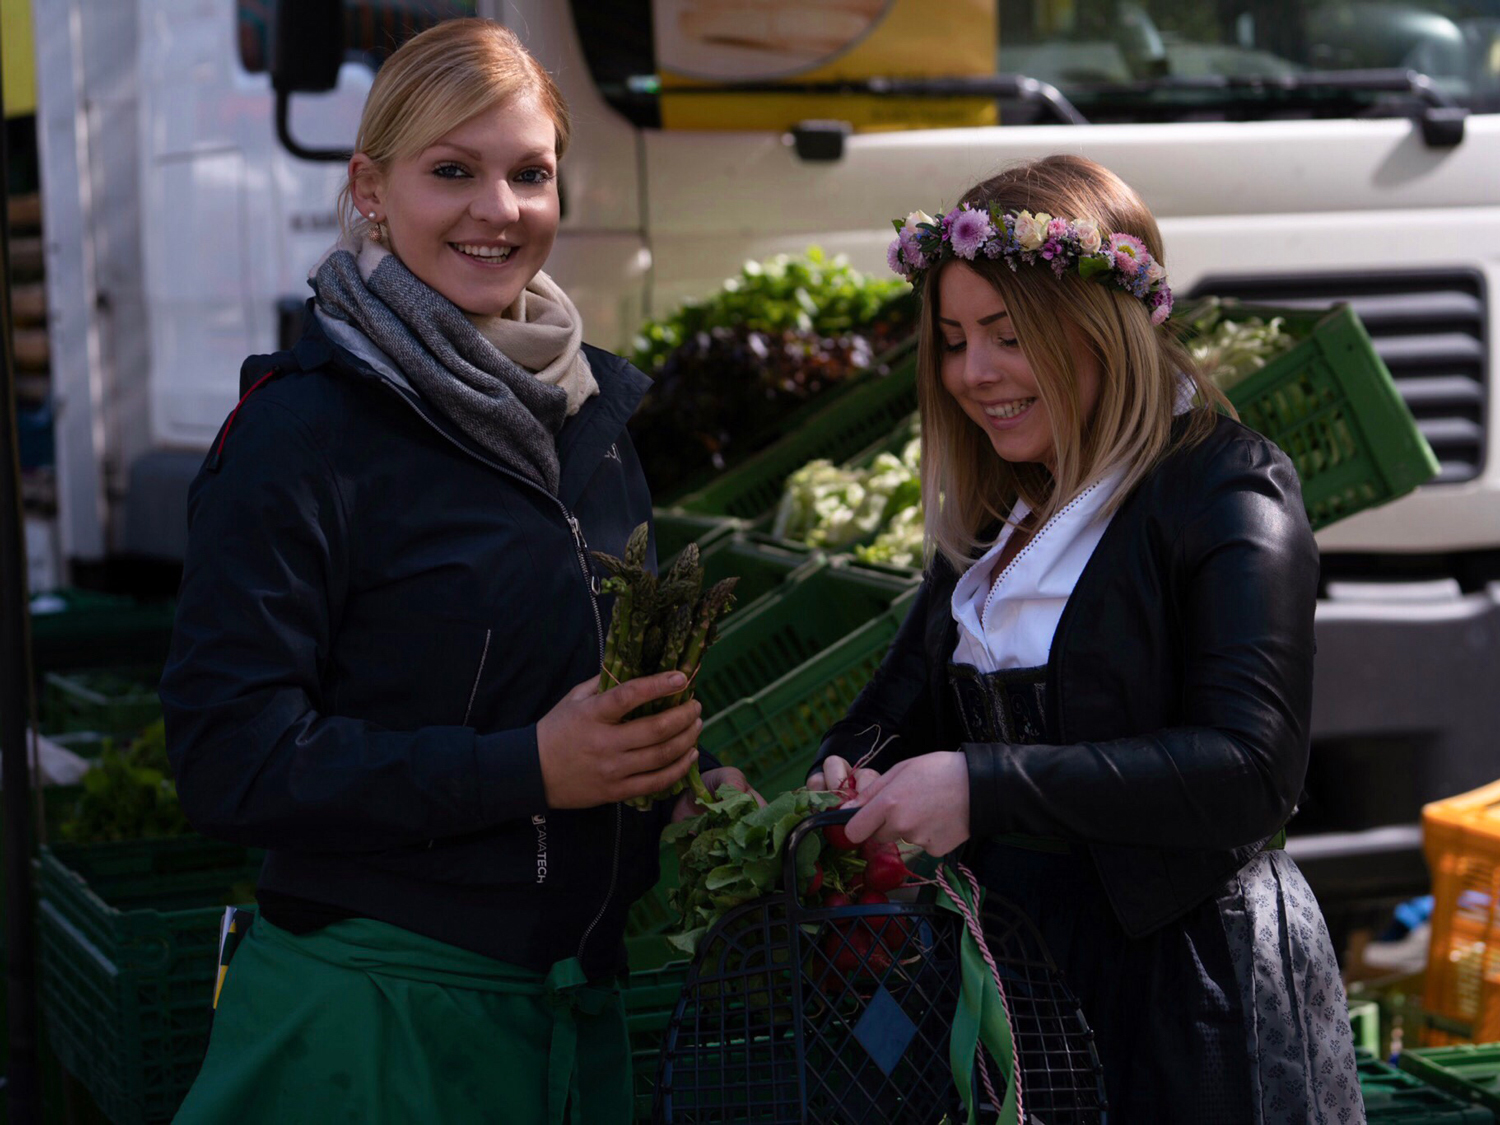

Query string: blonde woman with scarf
[162,19,752,1124]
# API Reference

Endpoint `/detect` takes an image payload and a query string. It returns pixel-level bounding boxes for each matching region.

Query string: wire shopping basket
[653,809,1107,1124]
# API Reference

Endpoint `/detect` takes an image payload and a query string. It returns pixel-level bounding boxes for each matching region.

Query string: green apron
[175,915,632,1124]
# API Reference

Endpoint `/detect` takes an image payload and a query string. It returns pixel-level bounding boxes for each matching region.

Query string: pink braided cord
[934,863,1024,1123]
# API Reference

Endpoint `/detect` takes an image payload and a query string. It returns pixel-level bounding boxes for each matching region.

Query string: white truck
[31,0,1500,936]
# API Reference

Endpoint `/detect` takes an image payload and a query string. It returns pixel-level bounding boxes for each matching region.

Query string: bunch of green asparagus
[591,522,739,810]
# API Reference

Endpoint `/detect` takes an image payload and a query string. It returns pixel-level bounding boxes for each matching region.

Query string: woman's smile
[449,241,517,265]
[979,397,1038,425]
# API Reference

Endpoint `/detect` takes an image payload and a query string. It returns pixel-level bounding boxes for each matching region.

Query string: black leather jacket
[816,412,1319,937]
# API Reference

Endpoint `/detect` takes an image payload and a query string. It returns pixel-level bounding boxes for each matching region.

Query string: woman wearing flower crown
[161,19,755,1124]
[811,155,1364,1121]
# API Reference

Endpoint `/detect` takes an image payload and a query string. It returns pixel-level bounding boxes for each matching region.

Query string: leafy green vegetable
[773,431,922,553]
[854,504,925,570]
[663,785,846,956]
[1181,296,1300,391]
[631,248,909,375]
[627,250,917,493]
[60,719,192,843]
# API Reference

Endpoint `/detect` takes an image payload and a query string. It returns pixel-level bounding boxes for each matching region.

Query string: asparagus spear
[668,578,739,709]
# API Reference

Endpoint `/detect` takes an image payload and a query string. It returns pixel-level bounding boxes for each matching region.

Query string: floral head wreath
[888,205,1174,326]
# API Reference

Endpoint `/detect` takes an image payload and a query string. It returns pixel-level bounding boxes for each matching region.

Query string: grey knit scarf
[313,241,567,494]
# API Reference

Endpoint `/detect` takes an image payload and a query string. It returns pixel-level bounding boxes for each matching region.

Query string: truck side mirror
[270,0,351,162]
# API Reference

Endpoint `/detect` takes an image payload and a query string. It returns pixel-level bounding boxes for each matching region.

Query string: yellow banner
[656,0,997,132]
[3,0,36,118]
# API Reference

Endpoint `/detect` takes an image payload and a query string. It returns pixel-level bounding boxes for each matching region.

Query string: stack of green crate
[1401,1045,1500,1118]
[1358,1051,1493,1122]
[36,837,261,1124]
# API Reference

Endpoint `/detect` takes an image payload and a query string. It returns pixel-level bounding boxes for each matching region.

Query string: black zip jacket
[815,412,1319,937]
[161,309,697,979]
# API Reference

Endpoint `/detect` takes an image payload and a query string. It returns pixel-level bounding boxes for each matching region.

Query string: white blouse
[949,469,1126,672]
[951,379,1196,672]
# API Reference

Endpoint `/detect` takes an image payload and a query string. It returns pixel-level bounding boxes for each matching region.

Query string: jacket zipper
[565,514,622,962]
[368,375,622,962]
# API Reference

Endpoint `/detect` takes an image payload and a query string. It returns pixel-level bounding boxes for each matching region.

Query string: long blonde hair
[920,155,1231,574]
[336,19,571,239]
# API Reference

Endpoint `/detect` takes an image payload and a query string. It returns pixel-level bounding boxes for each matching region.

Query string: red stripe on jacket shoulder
[207,369,279,473]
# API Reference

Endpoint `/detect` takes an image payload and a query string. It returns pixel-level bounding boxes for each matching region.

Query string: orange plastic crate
[1422,780,1500,1045]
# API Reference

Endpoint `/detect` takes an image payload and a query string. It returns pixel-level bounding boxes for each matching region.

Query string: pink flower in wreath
[1075,219,1102,254]
[1107,233,1149,275]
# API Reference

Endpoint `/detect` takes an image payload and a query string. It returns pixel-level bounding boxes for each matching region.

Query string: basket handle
[781,807,854,899]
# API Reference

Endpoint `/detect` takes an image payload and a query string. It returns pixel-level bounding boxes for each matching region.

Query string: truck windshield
[571,0,1500,123]
[236,1,476,74]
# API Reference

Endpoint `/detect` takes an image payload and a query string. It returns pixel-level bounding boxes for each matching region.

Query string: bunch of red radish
[810,772,916,982]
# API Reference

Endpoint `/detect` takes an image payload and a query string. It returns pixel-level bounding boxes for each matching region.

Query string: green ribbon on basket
[936,864,1020,1125]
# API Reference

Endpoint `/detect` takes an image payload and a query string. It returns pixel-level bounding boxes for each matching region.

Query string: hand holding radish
[536,671,703,809]
[806,755,882,799]
[842,750,971,857]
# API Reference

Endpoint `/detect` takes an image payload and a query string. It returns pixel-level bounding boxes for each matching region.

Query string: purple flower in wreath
[948,205,995,260]
[1040,237,1063,261]
[899,226,929,272]
[886,236,905,277]
[1150,288,1174,325]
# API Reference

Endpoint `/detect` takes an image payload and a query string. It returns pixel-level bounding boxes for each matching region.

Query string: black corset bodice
[947,662,1051,746]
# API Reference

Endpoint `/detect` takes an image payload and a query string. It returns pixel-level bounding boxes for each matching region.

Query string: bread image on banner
[678,0,887,56]
[653,0,996,131]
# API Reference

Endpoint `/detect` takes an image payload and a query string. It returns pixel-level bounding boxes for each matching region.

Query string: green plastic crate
[36,837,261,1125]
[623,960,689,1123]
[670,349,918,522]
[653,510,744,567]
[707,583,921,799]
[841,411,921,473]
[1218,303,1440,531]
[42,666,163,739]
[1401,1045,1500,1113]
[1358,1051,1493,1122]
[625,584,920,938]
[697,534,822,623]
[695,558,919,717]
